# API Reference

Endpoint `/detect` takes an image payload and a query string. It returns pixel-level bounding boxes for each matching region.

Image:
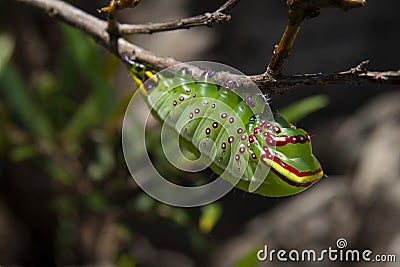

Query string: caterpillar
[123,56,323,197]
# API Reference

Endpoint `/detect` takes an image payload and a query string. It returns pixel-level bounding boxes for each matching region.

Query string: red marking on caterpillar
[260,148,322,181]
[254,127,262,134]
[263,132,310,146]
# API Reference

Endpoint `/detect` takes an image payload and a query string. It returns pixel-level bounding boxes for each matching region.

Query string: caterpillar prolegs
[123,58,323,197]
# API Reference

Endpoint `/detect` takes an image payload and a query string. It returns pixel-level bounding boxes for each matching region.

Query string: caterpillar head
[122,55,161,96]
[246,114,323,196]
[122,55,151,85]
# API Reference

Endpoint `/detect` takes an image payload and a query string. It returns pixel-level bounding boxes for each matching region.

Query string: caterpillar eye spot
[273,126,281,133]
[249,134,256,143]
[221,142,227,149]
[254,127,262,134]
[298,135,306,143]
[267,138,275,146]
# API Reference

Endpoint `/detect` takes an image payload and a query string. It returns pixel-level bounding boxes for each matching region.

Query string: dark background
[0,0,399,266]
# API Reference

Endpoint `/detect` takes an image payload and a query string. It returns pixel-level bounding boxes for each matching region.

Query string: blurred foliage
[279,94,329,122]
[0,24,220,265]
[199,203,222,234]
[232,247,260,267]
[0,21,327,266]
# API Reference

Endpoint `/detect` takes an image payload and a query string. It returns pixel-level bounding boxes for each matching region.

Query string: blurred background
[1,0,399,266]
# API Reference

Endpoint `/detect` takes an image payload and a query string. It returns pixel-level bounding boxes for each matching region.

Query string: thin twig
[267,0,366,75]
[14,0,399,95]
[98,0,142,14]
[118,0,242,34]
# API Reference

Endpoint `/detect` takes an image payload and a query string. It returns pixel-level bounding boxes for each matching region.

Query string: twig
[117,0,242,34]
[14,0,400,94]
[98,0,142,14]
[267,0,366,75]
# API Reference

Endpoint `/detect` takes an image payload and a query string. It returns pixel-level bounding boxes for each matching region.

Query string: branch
[118,0,242,34]
[254,61,400,94]
[14,0,400,95]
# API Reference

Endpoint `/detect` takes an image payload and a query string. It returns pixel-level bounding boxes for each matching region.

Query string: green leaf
[52,196,77,215]
[232,247,260,267]
[132,193,156,212]
[59,25,117,151]
[10,144,37,161]
[117,253,137,267]
[43,161,75,185]
[0,65,54,141]
[199,203,222,234]
[0,33,14,75]
[85,192,110,212]
[87,138,115,181]
[279,95,329,122]
[0,33,53,142]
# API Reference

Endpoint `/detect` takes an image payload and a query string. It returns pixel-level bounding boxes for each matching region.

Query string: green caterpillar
[123,56,323,197]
